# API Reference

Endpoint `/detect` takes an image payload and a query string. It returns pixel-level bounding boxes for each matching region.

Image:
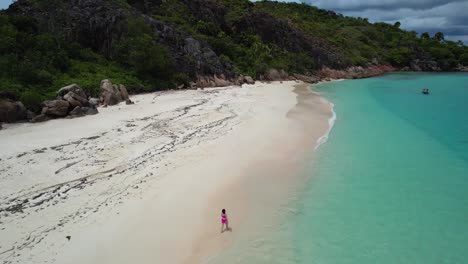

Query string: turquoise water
[292,73,468,263]
[208,73,468,264]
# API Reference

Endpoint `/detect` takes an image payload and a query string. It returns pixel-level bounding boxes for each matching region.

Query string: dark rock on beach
[243,76,255,85]
[68,106,98,118]
[57,84,87,99]
[41,100,70,117]
[100,79,134,106]
[265,69,289,81]
[0,99,28,123]
[30,83,100,123]
[89,98,100,107]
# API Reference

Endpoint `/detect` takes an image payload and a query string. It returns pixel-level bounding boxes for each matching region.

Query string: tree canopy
[1,0,467,112]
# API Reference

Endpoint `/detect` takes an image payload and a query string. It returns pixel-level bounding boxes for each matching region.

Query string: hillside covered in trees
[1,0,467,112]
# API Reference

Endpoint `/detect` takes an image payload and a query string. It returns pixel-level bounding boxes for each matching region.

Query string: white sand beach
[0,81,332,264]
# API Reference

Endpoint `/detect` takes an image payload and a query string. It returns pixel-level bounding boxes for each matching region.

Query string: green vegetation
[0,14,144,110]
[1,0,467,112]
[253,1,468,68]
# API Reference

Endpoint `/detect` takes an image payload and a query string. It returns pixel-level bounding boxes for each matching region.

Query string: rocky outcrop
[0,99,27,123]
[243,76,255,85]
[7,0,233,81]
[57,84,86,98]
[41,100,70,117]
[64,91,87,106]
[233,11,349,69]
[195,76,215,88]
[233,75,252,86]
[100,79,121,106]
[194,75,234,88]
[213,74,232,87]
[143,15,233,79]
[68,106,98,118]
[409,61,422,71]
[456,65,468,72]
[265,69,289,81]
[58,84,90,108]
[31,84,99,123]
[119,84,130,101]
[89,98,100,107]
[318,65,396,80]
[293,74,318,83]
[409,59,441,71]
[100,79,133,106]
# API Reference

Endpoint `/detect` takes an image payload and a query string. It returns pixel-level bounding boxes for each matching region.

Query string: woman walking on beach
[221,209,229,233]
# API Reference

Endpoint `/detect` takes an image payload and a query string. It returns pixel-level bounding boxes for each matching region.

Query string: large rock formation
[100,79,133,106]
[293,74,318,83]
[31,84,98,122]
[119,84,130,101]
[233,11,349,69]
[0,99,27,123]
[58,84,90,108]
[243,76,255,85]
[318,65,396,80]
[6,0,233,81]
[409,59,441,71]
[265,69,289,81]
[57,84,87,98]
[68,106,98,118]
[41,100,70,117]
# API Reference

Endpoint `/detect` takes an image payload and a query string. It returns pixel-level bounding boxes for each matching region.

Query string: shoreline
[0,69,419,131]
[0,81,333,264]
[189,82,334,263]
[0,67,394,130]
[309,79,341,150]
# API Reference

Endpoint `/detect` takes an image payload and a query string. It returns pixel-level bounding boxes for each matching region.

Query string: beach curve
[0,81,332,264]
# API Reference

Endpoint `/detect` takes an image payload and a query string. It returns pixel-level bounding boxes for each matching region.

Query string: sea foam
[315,98,336,151]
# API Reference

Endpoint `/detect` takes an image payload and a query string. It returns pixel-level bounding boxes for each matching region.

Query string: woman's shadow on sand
[221,227,233,233]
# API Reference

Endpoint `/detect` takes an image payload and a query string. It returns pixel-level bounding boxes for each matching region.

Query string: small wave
[314,100,336,151]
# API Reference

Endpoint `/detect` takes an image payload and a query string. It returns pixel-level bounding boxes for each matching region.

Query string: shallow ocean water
[208,73,468,264]
[291,73,468,264]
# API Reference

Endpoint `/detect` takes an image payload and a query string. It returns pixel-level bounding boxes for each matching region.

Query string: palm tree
[434,32,445,42]
[420,32,430,39]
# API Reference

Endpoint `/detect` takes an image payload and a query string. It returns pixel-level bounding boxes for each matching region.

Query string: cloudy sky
[1,0,467,43]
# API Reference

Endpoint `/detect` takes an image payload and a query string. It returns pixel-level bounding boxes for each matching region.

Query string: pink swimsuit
[221,214,227,224]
